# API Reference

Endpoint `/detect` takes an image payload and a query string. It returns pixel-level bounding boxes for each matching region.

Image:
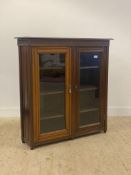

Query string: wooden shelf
[80,108,99,113]
[80,86,98,92]
[80,66,99,69]
[80,122,100,128]
[41,91,64,95]
[40,67,64,70]
[41,86,98,95]
[41,114,64,120]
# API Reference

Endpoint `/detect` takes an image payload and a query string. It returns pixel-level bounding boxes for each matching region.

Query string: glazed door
[75,48,105,135]
[32,47,71,143]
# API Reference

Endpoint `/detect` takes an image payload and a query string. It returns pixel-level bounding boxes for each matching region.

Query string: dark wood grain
[17,37,112,47]
[17,37,111,149]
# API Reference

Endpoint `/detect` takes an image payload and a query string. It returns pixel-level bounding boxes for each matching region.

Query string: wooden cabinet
[17,37,112,149]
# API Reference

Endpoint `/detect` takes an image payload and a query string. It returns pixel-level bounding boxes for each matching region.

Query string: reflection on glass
[80,52,101,126]
[39,53,66,133]
[80,52,100,67]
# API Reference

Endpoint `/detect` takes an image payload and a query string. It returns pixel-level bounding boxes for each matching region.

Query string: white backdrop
[0,0,131,116]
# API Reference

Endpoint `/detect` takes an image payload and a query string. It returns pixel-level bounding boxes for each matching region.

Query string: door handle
[68,85,72,94]
[68,88,71,94]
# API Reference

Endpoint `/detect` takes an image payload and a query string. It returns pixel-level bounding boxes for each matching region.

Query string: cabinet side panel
[100,45,109,132]
[103,46,109,132]
[26,47,34,147]
[19,46,33,147]
[19,46,25,143]
[19,46,29,143]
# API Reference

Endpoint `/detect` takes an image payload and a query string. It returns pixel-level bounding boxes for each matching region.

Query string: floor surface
[0,117,131,175]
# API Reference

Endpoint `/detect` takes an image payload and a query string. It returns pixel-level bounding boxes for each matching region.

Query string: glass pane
[80,52,100,67]
[39,53,66,133]
[80,110,99,126]
[79,52,101,126]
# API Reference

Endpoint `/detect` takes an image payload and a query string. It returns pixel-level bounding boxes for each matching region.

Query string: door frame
[32,47,72,143]
[74,47,106,136]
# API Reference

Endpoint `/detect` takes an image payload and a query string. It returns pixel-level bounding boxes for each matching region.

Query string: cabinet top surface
[16,37,113,46]
[15,37,113,40]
